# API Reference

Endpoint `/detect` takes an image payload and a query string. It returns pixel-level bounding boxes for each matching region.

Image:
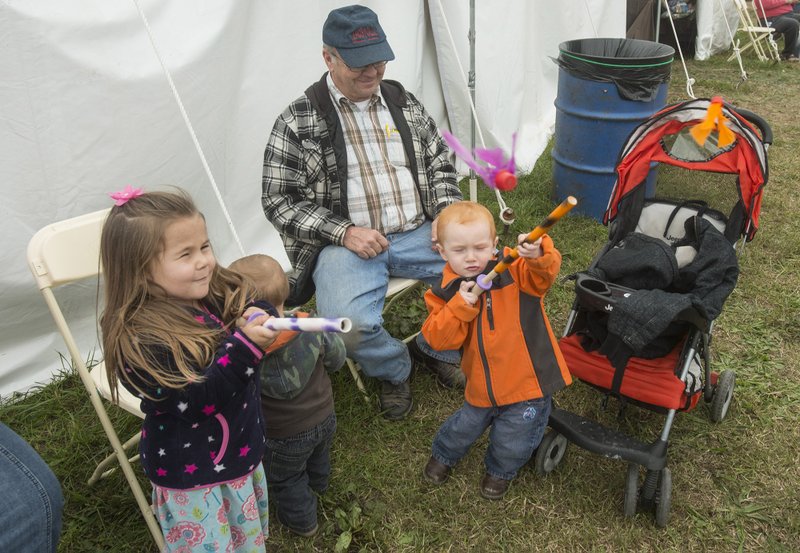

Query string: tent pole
[468,0,477,202]
[654,0,662,41]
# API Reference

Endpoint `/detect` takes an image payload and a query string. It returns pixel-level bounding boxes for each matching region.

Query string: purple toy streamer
[441,130,517,190]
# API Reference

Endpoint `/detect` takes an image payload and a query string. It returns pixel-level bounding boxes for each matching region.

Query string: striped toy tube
[262,317,352,333]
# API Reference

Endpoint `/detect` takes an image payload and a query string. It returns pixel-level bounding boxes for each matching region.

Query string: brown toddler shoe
[480,473,510,500]
[423,456,451,485]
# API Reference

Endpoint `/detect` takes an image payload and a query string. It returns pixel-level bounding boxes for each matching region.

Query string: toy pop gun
[265,317,352,333]
[247,314,352,333]
[470,196,578,295]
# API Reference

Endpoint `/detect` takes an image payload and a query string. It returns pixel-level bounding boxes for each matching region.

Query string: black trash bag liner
[554,37,674,102]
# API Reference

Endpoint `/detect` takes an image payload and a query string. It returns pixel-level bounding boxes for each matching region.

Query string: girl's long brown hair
[99,189,255,401]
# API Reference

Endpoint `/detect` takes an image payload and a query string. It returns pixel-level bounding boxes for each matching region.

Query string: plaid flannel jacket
[261,74,461,306]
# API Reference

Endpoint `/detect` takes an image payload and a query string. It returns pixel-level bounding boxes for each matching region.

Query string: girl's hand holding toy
[240,310,280,350]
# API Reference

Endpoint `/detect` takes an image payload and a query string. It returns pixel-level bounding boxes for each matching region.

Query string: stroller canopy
[605,98,770,241]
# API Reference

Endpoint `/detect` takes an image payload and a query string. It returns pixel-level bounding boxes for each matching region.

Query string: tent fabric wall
[0,0,623,396]
[695,0,739,61]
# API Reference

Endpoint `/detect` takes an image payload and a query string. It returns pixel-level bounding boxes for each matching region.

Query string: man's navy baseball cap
[323,5,395,67]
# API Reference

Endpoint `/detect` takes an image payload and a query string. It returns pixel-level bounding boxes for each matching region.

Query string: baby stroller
[533,98,771,527]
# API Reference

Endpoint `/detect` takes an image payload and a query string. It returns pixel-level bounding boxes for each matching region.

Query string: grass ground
[2,52,799,552]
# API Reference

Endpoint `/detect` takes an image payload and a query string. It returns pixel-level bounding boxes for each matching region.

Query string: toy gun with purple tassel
[440,129,577,295]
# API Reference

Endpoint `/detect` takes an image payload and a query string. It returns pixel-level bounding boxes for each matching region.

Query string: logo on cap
[351,26,379,44]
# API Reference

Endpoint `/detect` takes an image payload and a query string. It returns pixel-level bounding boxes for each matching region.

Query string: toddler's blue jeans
[431,396,552,480]
[264,412,336,534]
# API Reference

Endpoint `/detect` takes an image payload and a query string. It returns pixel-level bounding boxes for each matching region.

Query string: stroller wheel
[710,370,736,422]
[623,463,640,517]
[534,430,568,476]
[655,467,672,528]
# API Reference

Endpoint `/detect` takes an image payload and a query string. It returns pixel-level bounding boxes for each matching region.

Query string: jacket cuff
[446,293,480,322]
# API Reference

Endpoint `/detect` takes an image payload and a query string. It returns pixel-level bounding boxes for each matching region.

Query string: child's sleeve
[122,330,264,423]
[421,287,479,351]
[510,234,562,297]
[322,333,347,373]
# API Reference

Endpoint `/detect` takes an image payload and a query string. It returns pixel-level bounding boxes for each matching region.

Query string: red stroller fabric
[559,334,701,412]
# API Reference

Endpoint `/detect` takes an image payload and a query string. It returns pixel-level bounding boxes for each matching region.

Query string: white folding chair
[27,208,165,550]
[345,277,422,402]
[728,0,781,62]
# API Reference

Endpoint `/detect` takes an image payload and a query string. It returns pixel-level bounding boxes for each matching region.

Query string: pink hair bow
[441,130,518,191]
[109,185,144,206]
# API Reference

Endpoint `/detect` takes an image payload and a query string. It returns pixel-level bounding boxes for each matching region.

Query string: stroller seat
[559,332,700,413]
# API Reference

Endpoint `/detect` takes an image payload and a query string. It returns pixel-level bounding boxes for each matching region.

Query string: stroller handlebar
[731,106,772,146]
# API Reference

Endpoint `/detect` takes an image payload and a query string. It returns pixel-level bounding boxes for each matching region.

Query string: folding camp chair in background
[728,0,781,62]
[27,208,165,550]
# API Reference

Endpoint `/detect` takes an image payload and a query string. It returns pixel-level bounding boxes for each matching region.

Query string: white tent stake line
[433,0,509,218]
[131,0,246,256]
[660,0,696,99]
[715,0,749,84]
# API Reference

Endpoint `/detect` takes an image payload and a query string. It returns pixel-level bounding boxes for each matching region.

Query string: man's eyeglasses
[330,52,388,73]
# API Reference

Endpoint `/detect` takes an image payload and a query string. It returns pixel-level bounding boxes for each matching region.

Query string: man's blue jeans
[313,221,459,384]
[431,396,552,480]
[264,412,336,534]
[0,422,64,553]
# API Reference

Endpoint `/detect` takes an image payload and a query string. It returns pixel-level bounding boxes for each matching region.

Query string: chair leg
[346,358,372,404]
[88,432,141,485]
[79,371,165,549]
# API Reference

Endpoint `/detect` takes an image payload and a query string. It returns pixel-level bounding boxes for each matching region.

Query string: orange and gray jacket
[422,235,572,408]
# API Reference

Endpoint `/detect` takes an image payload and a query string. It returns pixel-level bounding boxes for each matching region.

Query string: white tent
[0,0,623,396]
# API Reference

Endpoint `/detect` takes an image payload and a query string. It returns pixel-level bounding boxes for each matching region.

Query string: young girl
[100,188,279,551]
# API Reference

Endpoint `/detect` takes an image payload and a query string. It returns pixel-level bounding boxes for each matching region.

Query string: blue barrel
[552,38,674,221]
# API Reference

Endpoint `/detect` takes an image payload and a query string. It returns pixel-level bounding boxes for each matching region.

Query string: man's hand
[343,226,389,259]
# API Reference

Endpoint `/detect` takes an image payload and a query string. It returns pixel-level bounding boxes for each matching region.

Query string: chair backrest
[27,208,142,416]
[28,208,110,289]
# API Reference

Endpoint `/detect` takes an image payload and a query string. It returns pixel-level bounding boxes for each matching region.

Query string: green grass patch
[2,52,799,552]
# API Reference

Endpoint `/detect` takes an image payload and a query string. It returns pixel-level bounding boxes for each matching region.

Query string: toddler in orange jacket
[421,201,571,499]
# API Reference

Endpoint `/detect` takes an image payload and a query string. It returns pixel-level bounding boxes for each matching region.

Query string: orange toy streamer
[689,96,735,148]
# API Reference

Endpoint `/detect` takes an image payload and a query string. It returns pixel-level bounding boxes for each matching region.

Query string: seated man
[261,5,464,421]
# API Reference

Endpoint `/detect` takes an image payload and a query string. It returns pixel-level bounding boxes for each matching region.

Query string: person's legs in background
[0,422,64,553]
[764,15,800,59]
